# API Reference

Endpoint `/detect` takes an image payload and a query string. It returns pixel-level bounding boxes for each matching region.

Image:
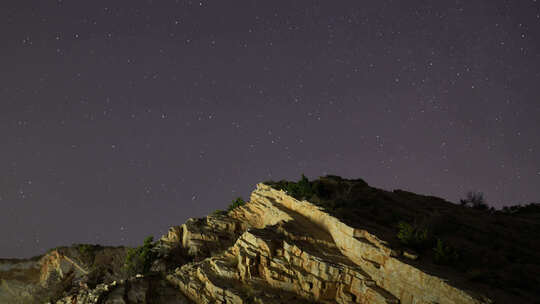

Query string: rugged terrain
[1,175,539,303]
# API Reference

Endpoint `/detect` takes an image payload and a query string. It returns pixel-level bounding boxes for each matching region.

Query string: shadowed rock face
[3,177,538,303]
[0,245,129,304]
[166,183,485,304]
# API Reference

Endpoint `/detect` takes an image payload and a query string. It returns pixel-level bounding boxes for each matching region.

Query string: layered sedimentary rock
[165,183,491,304]
[2,181,503,304]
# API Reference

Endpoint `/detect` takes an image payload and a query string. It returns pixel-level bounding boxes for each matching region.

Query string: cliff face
[2,177,537,303]
[165,183,489,304]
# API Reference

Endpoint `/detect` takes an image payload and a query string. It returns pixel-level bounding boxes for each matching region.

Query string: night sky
[1,1,539,258]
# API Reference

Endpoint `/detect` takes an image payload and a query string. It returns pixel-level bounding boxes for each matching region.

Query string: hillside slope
[2,176,538,304]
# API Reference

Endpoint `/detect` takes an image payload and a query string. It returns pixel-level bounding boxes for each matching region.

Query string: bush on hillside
[228,197,246,211]
[124,236,156,276]
[396,221,432,251]
[433,238,460,265]
[270,174,313,201]
[312,180,330,199]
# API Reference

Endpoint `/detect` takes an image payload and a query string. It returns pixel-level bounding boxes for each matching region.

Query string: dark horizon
[1,0,539,258]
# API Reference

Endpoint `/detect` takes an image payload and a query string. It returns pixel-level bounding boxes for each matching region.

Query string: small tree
[297,174,313,199]
[124,236,156,276]
[227,197,246,211]
[460,191,488,210]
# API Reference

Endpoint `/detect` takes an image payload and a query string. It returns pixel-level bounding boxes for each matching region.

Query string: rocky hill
[1,175,539,304]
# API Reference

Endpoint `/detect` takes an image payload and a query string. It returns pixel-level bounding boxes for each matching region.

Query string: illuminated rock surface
[2,177,538,303]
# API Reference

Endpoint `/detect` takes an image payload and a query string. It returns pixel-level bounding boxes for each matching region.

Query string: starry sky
[1,0,539,258]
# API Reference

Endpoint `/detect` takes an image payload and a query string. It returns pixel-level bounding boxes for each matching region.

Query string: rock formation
[2,176,538,303]
[0,245,128,303]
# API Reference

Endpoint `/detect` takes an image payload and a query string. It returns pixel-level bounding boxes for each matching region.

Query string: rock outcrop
[165,183,490,304]
[3,176,538,303]
[0,245,128,304]
[53,275,192,304]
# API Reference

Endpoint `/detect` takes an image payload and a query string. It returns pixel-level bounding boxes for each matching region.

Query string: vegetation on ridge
[396,221,432,251]
[228,197,246,211]
[123,236,156,276]
[433,238,460,265]
[213,196,246,215]
[264,174,540,299]
[5,174,539,304]
[265,174,314,201]
[459,191,489,210]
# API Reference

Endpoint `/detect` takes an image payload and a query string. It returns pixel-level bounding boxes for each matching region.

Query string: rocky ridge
[0,245,128,303]
[161,183,490,304]
[3,177,537,303]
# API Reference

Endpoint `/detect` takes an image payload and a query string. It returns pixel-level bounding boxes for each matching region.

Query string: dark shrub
[124,236,156,276]
[433,238,459,265]
[460,191,488,210]
[396,221,432,251]
[312,181,330,199]
[228,197,246,211]
[271,174,314,201]
[502,203,540,215]
[297,174,313,199]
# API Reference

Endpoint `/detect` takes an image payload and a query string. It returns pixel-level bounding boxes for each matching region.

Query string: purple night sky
[1,0,539,258]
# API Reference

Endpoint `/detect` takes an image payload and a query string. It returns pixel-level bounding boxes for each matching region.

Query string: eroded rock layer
[164,183,490,304]
[0,246,128,304]
[2,182,498,304]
